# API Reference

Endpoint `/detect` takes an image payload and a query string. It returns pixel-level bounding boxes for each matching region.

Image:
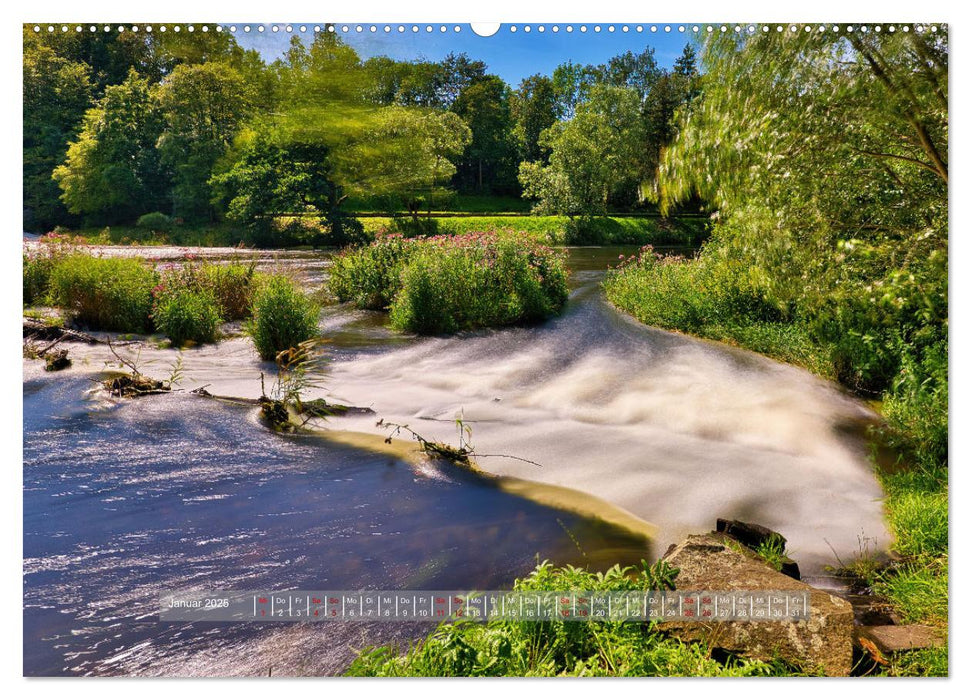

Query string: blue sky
[229,23,693,87]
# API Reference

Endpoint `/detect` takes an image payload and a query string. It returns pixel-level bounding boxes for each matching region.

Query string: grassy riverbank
[41,214,709,249]
[361,215,709,247]
[604,249,948,677]
[346,560,809,677]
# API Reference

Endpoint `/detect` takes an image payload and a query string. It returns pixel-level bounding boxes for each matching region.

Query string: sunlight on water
[23,246,890,676]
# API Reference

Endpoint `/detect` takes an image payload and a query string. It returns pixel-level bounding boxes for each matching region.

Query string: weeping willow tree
[656,25,947,392]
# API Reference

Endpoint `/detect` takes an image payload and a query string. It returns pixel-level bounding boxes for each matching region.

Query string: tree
[451,76,517,193]
[211,126,360,246]
[23,32,93,230]
[520,85,646,215]
[598,48,661,101]
[157,62,254,221]
[657,28,947,390]
[512,74,558,164]
[338,106,471,216]
[53,70,168,222]
[551,61,598,119]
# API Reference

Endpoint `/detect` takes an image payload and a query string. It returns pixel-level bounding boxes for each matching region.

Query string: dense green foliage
[347,560,806,677]
[25,26,702,236]
[520,46,699,216]
[199,261,260,320]
[136,211,175,233]
[328,234,415,310]
[52,70,168,222]
[27,247,262,345]
[604,247,832,376]
[389,233,569,334]
[150,260,260,344]
[23,235,74,305]
[47,254,157,332]
[248,275,321,361]
[329,232,569,334]
[152,287,222,346]
[607,28,948,667]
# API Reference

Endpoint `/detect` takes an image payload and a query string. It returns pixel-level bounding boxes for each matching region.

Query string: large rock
[659,532,855,676]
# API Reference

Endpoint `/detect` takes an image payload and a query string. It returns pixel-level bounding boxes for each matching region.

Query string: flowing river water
[22,245,890,676]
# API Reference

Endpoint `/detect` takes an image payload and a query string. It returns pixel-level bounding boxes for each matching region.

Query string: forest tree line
[23,26,700,241]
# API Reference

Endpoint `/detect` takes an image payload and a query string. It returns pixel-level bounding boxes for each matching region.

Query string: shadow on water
[23,375,651,676]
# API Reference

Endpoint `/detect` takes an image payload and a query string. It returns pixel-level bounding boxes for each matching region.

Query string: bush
[388,232,569,334]
[330,232,569,335]
[200,261,259,320]
[48,254,157,332]
[328,234,417,310]
[152,288,222,346]
[248,275,320,360]
[136,212,175,232]
[24,251,57,306]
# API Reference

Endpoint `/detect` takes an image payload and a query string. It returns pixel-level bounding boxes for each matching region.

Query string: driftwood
[102,372,170,398]
[24,318,99,345]
[23,317,141,347]
[190,385,374,432]
[98,341,172,398]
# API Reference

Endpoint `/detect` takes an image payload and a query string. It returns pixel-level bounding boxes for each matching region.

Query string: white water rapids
[325,263,890,571]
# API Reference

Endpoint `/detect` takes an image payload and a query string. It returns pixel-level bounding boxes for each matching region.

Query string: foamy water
[323,263,889,570]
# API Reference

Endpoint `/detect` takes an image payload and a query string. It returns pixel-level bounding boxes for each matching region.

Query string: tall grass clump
[329,231,569,335]
[152,287,222,346]
[248,275,320,361]
[48,254,157,332]
[200,261,259,320]
[347,560,805,677]
[23,234,78,305]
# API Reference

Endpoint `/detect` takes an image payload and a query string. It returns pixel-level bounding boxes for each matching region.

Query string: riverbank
[31,214,709,249]
[23,244,909,676]
[603,252,948,676]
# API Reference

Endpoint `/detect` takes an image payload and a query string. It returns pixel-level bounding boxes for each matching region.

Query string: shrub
[388,232,569,334]
[152,288,222,346]
[136,211,175,232]
[200,261,259,320]
[330,231,569,334]
[328,234,417,310]
[48,254,157,332]
[24,251,56,305]
[248,275,320,360]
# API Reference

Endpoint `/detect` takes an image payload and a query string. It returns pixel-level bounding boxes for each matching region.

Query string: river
[22,245,889,676]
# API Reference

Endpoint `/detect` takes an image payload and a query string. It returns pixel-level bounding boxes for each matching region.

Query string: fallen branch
[376,418,543,469]
[23,317,140,346]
